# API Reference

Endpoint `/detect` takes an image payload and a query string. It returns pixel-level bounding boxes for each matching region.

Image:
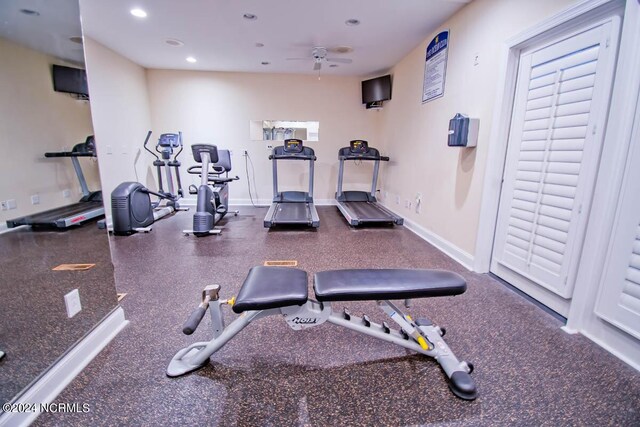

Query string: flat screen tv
[52,65,89,98]
[362,75,391,104]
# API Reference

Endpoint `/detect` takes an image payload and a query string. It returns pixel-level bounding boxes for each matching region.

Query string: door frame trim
[473,0,626,273]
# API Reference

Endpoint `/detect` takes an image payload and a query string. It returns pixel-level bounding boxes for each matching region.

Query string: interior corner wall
[83,37,152,219]
[0,37,97,224]
[377,0,577,259]
[145,70,379,204]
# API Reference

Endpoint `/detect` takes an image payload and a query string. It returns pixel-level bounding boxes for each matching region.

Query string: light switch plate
[64,289,82,318]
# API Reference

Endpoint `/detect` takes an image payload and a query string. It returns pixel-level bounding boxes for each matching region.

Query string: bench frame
[167,285,477,400]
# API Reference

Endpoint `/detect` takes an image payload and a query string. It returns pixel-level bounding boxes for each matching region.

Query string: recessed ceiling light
[261,61,270,65]
[345,19,360,26]
[329,64,338,68]
[243,13,257,20]
[130,8,147,18]
[255,42,264,48]
[333,46,353,54]
[165,38,184,47]
[69,36,83,45]
[186,56,197,63]
[20,9,40,16]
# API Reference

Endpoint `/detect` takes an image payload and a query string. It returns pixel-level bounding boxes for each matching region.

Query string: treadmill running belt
[343,201,395,222]
[7,201,104,228]
[272,203,311,224]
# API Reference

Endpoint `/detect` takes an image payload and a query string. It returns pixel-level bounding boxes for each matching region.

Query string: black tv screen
[52,65,88,97]
[362,75,391,104]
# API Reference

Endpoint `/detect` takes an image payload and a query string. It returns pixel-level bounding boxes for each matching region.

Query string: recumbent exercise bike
[183,144,239,236]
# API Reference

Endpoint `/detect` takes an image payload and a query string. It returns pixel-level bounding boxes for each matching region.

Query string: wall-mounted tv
[362,74,392,105]
[52,65,89,98]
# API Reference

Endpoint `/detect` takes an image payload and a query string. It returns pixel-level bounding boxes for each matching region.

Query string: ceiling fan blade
[326,57,352,64]
[286,57,310,61]
[313,61,322,71]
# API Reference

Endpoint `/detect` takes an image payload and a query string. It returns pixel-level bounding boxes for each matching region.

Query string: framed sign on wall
[422,30,450,103]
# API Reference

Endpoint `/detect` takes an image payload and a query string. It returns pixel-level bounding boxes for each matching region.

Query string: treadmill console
[349,140,369,154]
[283,138,304,154]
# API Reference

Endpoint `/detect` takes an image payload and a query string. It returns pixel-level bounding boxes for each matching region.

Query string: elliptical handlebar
[140,187,173,200]
[173,131,184,161]
[143,130,159,160]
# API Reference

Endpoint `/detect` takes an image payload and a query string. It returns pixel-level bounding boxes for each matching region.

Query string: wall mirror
[250,120,320,141]
[0,0,119,406]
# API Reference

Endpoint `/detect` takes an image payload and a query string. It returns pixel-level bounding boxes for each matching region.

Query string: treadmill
[264,138,320,228]
[7,136,104,230]
[335,140,403,226]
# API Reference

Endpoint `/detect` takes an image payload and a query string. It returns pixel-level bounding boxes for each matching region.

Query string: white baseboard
[379,206,475,271]
[579,329,640,372]
[0,307,128,427]
[0,224,28,235]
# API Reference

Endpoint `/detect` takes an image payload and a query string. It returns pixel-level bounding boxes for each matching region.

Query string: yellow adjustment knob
[228,296,236,306]
[406,315,413,321]
[417,336,429,350]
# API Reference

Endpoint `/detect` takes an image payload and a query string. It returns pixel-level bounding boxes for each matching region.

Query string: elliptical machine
[183,144,239,236]
[111,131,188,235]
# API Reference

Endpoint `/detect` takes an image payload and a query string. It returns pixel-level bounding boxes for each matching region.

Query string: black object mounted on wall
[52,64,89,99]
[362,74,392,109]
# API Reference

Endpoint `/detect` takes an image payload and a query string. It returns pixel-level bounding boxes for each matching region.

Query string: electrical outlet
[405,200,412,209]
[0,201,7,211]
[64,289,82,318]
[63,189,71,198]
[395,195,400,205]
[266,144,273,151]
[121,145,127,154]
[106,145,113,154]
[7,199,16,210]
[243,150,248,156]
[31,194,40,205]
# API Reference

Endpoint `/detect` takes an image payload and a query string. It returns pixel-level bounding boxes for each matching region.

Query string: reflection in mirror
[250,120,320,141]
[0,0,119,408]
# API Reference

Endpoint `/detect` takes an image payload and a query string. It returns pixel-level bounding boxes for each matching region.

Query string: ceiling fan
[287,47,353,71]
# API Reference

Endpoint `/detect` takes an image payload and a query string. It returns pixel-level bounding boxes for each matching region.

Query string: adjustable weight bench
[167,266,478,400]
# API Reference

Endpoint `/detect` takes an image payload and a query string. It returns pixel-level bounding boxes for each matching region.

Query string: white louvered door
[594,97,640,340]
[491,18,620,315]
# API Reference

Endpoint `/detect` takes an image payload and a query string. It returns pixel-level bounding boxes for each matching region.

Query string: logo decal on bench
[291,317,318,325]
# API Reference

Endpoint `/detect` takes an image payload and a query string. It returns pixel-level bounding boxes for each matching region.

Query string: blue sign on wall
[422,30,450,103]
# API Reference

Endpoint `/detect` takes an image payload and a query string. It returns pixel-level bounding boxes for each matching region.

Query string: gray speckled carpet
[35,207,640,426]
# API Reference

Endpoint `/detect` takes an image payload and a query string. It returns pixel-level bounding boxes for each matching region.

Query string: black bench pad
[313,269,466,302]
[233,266,308,313]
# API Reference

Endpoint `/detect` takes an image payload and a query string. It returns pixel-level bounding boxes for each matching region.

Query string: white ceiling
[80,0,470,76]
[0,0,85,64]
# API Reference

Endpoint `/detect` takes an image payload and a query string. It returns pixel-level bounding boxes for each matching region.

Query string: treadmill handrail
[339,155,389,161]
[269,154,317,161]
[45,152,95,158]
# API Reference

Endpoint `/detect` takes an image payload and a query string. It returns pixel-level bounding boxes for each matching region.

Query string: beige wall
[146,69,380,204]
[377,0,576,256]
[84,36,381,218]
[0,37,98,224]
[83,37,153,216]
